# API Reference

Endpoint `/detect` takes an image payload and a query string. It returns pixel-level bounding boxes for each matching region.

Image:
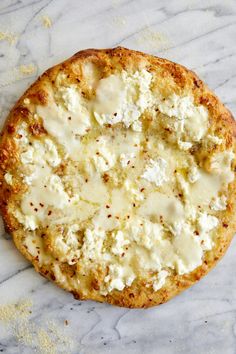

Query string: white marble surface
[0,0,236,353]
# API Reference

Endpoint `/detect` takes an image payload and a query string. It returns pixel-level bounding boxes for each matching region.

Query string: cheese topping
[158,94,209,143]
[37,89,90,160]
[210,195,227,211]
[141,158,169,186]
[152,270,169,291]
[4,172,13,185]
[13,68,235,295]
[188,166,200,183]
[93,69,153,130]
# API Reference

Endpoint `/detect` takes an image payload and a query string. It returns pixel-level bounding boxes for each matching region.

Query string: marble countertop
[0,0,236,353]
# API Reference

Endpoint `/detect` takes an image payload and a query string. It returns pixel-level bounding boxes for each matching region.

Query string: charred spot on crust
[164,63,186,87]
[199,94,218,112]
[50,273,56,281]
[13,106,30,119]
[103,173,109,183]
[91,279,100,291]
[193,76,202,89]
[7,124,16,134]
[29,123,46,136]
[71,290,83,300]
[0,148,9,165]
[29,89,48,105]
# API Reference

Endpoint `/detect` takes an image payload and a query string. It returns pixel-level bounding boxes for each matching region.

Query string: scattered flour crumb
[14,322,34,346]
[47,320,74,348]
[41,15,52,28]
[0,299,32,323]
[38,329,56,354]
[0,31,17,45]
[136,27,171,51]
[112,16,127,27]
[112,0,122,7]
[0,64,37,88]
[0,299,74,354]
[19,64,36,76]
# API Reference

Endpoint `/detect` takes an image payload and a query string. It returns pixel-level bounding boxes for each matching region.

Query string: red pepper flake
[103,173,109,183]
[223,223,228,228]
[121,252,125,257]
[194,230,199,236]
[140,188,145,192]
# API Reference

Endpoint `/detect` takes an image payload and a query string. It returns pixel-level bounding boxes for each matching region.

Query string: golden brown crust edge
[0,47,235,308]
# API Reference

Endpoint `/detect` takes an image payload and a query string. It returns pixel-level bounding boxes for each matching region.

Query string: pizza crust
[0,47,235,308]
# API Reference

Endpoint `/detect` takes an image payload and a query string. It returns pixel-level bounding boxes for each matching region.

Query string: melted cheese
[13,68,235,294]
[37,89,90,160]
[93,69,153,130]
[138,192,184,224]
[158,94,209,143]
